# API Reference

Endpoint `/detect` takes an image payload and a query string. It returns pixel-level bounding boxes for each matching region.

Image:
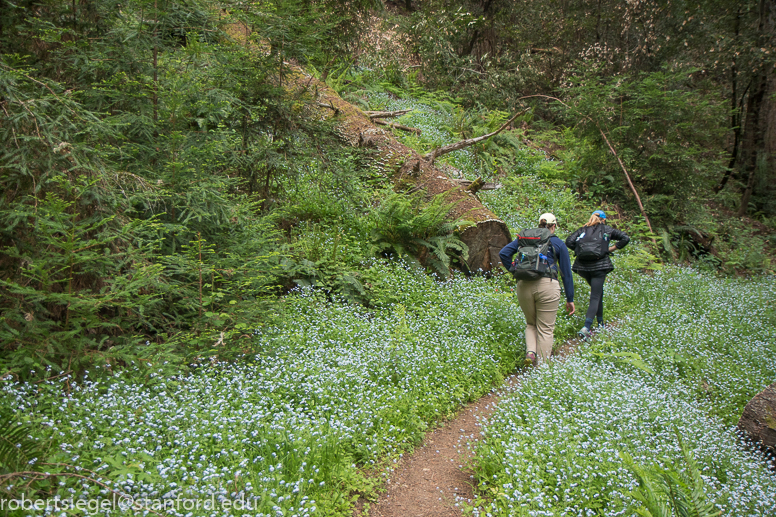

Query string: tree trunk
[287,69,513,272]
[738,0,774,216]
[763,65,776,212]
[716,10,742,194]
[738,74,767,216]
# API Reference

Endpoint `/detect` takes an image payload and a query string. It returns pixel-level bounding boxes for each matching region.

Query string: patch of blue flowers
[2,260,523,515]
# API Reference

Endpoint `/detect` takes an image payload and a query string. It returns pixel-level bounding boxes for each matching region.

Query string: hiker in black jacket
[565,210,630,339]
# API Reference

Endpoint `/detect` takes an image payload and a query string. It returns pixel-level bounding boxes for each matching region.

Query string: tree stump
[737,381,776,457]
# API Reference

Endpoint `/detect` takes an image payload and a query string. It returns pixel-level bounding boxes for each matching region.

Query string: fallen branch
[518,94,655,237]
[597,128,654,235]
[423,109,528,162]
[452,178,501,191]
[466,177,486,194]
[315,101,340,116]
[374,119,421,134]
[364,109,412,119]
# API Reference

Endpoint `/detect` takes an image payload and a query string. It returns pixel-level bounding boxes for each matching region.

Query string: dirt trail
[360,375,520,517]
[359,338,585,517]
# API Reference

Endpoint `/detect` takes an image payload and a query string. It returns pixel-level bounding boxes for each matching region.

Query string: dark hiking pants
[576,270,608,325]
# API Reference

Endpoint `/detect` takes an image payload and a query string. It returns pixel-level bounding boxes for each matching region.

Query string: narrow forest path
[361,377,517,517]
[357,338,583,517]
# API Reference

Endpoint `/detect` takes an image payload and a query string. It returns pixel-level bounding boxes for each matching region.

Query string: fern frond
[0,409,41,473]
[660,228,676,261]
[620,452,671,517]
[425,237,452,269]
[679,438,722,517]
[370,190,470,272]
[441,238,469,258]
[662,470,693,517]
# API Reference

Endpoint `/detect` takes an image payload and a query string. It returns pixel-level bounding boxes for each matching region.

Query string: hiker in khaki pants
[499,213,575,365]
[516,277,564,364]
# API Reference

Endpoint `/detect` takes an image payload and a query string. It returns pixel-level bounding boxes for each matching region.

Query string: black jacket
[565,224,630,273]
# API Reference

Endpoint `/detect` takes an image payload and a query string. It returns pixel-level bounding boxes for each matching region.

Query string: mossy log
[288,70,512,272]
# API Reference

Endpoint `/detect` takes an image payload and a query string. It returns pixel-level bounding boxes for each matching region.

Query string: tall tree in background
[735,0,775,216]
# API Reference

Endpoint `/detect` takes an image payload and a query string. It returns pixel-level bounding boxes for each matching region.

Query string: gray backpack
[509,228,556,281]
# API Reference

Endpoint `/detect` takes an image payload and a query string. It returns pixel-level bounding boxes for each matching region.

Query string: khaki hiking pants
[515,277,561,363]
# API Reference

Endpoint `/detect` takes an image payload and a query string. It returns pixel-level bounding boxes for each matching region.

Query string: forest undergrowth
[2,79,775,516]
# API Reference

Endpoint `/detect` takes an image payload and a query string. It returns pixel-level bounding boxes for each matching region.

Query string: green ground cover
[367,92,776,516]
[2,260,524,515]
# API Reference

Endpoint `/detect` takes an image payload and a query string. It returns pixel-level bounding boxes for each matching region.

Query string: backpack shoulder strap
[547,235,558,258]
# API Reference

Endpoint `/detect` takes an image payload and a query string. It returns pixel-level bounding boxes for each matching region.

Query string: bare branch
[466,177,485,194]
[597,128,654,235]
[453,178,501,191]
[374,119,421,134]
[363,109,412,119]
[315,102,340,116]
[423,109,528,162]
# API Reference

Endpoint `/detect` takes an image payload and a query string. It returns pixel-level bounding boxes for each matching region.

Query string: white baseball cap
[539,213,557,225]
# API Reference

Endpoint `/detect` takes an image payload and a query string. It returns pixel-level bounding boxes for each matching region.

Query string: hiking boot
[524,351,537,367]
[577,326,592,340]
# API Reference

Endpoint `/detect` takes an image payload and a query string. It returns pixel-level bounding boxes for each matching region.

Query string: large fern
[370,191,472,276]
[670,442,722,517]
[621,452,671,517]
[418,234,469,277]
[0,408,43,474]
[621,437,722,517]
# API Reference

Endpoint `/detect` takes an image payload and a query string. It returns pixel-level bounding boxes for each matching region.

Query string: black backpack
[509,228,556,281]
[574,224,609,262]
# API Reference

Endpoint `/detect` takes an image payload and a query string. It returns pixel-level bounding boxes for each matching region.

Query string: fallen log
[287,69,513,272]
